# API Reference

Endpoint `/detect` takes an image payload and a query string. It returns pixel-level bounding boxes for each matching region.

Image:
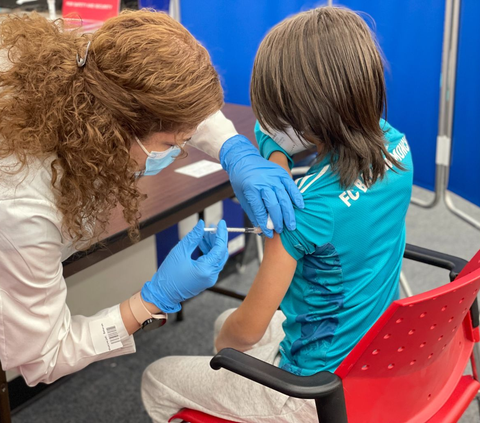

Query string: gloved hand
[199,224,218,256]
[141,220,229,313]
[220,135,305,238]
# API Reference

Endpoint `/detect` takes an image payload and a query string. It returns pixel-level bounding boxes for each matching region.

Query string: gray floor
[12,186,480,423]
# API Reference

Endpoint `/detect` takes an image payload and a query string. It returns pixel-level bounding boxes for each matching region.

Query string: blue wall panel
[340,0,445,192]
[181,0,319,106]
[138,0,169,10]
[449,0,480,207]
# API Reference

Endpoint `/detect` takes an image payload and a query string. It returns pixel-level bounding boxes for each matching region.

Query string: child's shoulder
[381,119,405,142]
[294,158,340,200]
[381,119,411,158]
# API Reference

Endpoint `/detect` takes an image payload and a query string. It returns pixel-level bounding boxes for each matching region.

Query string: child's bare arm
[215,233,297,352]
[268,151,292,176]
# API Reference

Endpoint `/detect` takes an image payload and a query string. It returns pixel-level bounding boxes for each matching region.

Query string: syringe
[204,227,262,234]
[204,216,274,235]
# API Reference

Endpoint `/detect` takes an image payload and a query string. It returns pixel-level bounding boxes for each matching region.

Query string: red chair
[170,244,480,423]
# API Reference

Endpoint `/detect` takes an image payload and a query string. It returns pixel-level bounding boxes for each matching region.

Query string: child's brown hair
[251,6,404,188]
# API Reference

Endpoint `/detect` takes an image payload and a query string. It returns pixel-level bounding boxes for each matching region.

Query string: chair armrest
[210,348,347,423]
[210,348,342,399]
[404,243,468,281]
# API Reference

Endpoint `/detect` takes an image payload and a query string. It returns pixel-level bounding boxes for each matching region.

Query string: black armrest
[211,348,340,399]
[210,348,347,423]
[404,243,467,281]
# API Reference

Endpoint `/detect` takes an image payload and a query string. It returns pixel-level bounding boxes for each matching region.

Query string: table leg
[0,360,11,423]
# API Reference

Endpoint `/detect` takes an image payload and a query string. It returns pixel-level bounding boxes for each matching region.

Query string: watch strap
[129,292,167,326]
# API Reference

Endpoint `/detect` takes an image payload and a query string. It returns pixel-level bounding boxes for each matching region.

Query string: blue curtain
[449,0,480,207]
[181,0,319,105]
[339,0,445,194]
[139,0,169,11]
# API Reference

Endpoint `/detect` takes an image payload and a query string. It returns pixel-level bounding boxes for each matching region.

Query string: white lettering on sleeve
[339,179,369,207]
[354,178,368,193]
[339,192,351,207]
[390,137,410,162]
[347,190,359,200]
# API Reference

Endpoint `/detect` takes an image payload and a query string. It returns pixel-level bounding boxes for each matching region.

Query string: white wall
[65,236,157,316]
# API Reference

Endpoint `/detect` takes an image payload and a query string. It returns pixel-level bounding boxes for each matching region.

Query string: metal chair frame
[410,0,480,231]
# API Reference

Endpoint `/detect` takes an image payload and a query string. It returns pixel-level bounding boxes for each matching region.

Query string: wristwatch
[129,292,168,331]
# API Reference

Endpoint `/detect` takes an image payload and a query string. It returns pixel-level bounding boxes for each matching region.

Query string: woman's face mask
[135,136,181,176]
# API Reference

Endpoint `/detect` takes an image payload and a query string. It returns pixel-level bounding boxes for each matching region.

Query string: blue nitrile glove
[220,135,305,238]
[141,220,229,313]
[199,221,232,261]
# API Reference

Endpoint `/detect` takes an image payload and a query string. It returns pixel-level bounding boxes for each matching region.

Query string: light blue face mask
[135,136,181,176]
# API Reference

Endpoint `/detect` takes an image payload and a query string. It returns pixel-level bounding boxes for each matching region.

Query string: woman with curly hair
[0,10,303,386]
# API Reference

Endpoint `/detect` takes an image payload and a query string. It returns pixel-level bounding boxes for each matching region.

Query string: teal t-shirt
[255,120,414,376]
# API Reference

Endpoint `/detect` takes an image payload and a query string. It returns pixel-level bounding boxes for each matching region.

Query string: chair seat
[170,376,480,423]
[426,376,480,423]
[169,408,239,423]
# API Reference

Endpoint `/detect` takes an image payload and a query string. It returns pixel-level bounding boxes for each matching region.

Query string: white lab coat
[0,133,224,386]
[0,155,138,386]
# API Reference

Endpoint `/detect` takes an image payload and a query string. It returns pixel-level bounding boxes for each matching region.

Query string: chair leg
[176,308,184,322]
[400,271,414,297]
[473,343,480,382]
[236,229,255,274]
[255,234,264,263]
[314,384,348,423]
[0,361,11,423]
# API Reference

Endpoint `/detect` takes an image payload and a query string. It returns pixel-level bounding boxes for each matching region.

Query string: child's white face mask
[258,124,311,155]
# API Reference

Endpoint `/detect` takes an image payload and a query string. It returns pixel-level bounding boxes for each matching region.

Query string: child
[141,6,413,422]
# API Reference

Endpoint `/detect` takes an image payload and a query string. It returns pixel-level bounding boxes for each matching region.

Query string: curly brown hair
[0,10,223,248]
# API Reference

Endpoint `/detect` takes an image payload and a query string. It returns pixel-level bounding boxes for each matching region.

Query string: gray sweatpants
[141,309,317,423]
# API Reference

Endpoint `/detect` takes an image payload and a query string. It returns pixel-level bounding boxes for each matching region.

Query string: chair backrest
[456,248,480,279]
[335,263,480,423]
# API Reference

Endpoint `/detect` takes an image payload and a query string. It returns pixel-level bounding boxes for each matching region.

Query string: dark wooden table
[63,103,256,278]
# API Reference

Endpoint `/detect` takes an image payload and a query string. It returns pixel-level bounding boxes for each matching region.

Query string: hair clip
[76,41,92,68]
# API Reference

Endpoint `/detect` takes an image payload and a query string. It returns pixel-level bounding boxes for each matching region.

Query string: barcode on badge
[89,317,124,355]
[106,326,121,346]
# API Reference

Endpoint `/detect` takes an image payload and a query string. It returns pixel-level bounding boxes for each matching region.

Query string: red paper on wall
[63,0,120,23]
